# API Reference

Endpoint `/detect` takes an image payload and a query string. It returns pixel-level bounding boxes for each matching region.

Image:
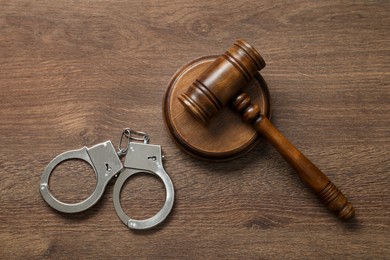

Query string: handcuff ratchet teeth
[39,129,174,230]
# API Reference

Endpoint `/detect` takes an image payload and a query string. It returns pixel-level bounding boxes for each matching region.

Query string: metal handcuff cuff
[39,129,174,230]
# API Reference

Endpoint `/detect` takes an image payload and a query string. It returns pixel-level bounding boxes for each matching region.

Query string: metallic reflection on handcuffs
[39,129,174,230]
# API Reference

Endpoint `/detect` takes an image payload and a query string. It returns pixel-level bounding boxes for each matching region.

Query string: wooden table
[1,1,389,258]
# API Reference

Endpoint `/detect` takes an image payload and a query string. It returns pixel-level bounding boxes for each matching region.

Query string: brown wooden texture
[0,0,389,259]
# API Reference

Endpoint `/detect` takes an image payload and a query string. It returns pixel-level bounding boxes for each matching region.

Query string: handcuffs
[39,129,174,230]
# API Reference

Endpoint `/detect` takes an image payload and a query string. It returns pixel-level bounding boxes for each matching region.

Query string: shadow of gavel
[178,39,354,220]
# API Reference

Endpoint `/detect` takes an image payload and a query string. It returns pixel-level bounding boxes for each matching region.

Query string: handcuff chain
[117,128,150,157]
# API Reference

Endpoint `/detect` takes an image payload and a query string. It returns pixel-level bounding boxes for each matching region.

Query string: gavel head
[178,39,266,124]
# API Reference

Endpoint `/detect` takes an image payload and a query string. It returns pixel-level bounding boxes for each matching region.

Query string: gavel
[177,39,355,220]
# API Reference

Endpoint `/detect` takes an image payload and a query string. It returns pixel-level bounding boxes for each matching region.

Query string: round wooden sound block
[163,56,271,161]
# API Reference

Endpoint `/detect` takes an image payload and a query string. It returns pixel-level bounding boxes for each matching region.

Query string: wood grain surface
[0,0,389,259]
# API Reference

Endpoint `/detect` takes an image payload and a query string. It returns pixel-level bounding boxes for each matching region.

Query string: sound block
[163,56,271,161]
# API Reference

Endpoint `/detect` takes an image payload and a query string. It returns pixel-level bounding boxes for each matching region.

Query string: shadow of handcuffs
[39,129,174,230]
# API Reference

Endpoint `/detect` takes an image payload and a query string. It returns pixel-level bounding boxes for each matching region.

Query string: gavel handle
[256,116,354,219]
[233,92,355,220]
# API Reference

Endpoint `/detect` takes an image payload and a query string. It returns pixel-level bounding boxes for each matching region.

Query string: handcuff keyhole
[106,163,112,172]
[148,156,157,161]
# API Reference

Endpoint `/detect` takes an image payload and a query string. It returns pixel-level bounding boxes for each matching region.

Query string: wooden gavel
[178,39,354,220]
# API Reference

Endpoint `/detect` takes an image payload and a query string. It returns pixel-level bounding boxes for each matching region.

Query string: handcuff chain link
[117,128,150,157]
